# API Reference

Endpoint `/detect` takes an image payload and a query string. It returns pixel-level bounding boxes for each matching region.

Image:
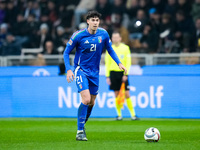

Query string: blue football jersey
[63,27,121,77]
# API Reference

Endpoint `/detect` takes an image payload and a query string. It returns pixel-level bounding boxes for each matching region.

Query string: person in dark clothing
[57,3,74,29]
[158,13,177,53]
[23,13,39,48]
[164,0,178,17]
[42,40,58,55]
[148,8,161,33]
[149,0,166,14]
[0,1,6,24]
[4,0,17,28]
[54,26,68,52]
[138,0,150,16]
[34,23,52,49]
[174,10,196,52]
[12,13,26,36]
[39,12,53,35]
[111,0,126,18]
[128,9,147,40]
[126,0,139,20]
[95,0,111,20]
[177,0,192,18]
[1,34,21,56]
[140,24,159,53]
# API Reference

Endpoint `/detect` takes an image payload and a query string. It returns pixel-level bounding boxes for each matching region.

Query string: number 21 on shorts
[76,75,83,84]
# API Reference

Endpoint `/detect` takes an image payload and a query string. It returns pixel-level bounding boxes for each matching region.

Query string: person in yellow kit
[105,31,139,120]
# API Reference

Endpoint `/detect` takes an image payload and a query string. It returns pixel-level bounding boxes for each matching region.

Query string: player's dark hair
[86,10,102,20]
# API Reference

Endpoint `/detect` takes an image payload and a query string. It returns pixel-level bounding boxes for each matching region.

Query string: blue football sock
[77,103,88,130]
[85,106,93,123]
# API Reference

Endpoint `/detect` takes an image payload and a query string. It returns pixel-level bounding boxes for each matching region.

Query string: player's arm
[105,33,127,75]
[105,51,111,85]
[63,36,78,83]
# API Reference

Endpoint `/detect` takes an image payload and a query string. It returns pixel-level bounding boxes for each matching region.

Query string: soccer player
[63,11,127,141]
[105,31,139,121]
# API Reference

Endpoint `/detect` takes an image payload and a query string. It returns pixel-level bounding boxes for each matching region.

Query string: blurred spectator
[95,0,111,20]
[138,0,150,16]
[164,0,178,16]
[39,0,48,14]
[99,19,113,36]
[39,12,53,35]
[140,24,159,53]
[177,0,192,18]
[111,0,129,28]
[57,3,75,32]
[149,0,166,14]
[78,22,87,30]
[174,10,196,52]
[126,0,139,20]
[148,8,161,32]
[54,26,68,53]
[0,1,6,24]
[158,13,178,53]
[74,0,96,28]
[23,0,34,19]
[111,12,129,45]
[195,17,200,52]
[0,33,21,56]
[35,23,52,49]
[32,1,41,21]
[12,13,26,36]
[16,0,26,13]
[111,0,126,19]
[23,14,39,48]
[46,1,58,23]
[4,0,17,28]
[191,0,200,22]
[0,23,8,47]
[42,40,58,54]
[0,0,198,55]
[128,9,147,40]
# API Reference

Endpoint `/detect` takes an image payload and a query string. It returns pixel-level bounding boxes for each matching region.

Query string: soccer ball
[144,127,161,142]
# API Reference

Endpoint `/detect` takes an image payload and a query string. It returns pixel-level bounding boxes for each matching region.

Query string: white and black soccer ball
[144,127,161,142]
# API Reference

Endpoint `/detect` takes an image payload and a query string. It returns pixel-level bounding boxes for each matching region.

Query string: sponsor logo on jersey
[68,39,73,45]
[98,36,102,43]
[84,40,89,44]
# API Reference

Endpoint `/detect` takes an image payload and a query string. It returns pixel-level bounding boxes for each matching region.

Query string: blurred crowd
[0,0,200,56]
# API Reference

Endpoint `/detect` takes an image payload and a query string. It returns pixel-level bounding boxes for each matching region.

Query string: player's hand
[106,77,111,85]
[66,70,75,83]
[122,75,128,82]
[118,63,127,75]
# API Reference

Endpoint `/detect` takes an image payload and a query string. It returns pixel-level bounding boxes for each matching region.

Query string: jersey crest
[98,36,102,43]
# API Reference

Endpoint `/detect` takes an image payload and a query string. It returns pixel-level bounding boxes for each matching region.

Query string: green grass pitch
[0,118,200,150]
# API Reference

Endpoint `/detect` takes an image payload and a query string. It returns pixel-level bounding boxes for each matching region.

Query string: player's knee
[125,92,130,98]
[82,98,90,105]
[90,100,95,106]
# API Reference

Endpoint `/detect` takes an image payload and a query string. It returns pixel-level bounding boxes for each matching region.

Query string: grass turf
[0,118,199,150]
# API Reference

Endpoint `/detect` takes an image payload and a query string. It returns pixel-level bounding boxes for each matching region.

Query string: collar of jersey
[86,27,99,35]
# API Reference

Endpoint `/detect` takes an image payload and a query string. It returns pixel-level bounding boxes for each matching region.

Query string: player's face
[87,17,100,31]
[112,33,121,45]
